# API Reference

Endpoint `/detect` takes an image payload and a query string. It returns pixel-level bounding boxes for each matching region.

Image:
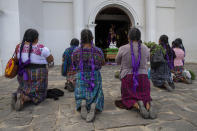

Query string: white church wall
[175,0,197,63]
[123,0,145,41]
[156,0,176,43]
[0,0,20,76]
[43,1,74,65]
[18,0,44,42]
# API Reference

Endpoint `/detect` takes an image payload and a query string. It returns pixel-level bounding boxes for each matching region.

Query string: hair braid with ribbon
[79,41,95,92]
[130,40,141,92]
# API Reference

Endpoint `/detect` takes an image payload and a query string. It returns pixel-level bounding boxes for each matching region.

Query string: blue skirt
[75,71,104,112]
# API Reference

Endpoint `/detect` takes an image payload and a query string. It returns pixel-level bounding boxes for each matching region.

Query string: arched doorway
[95,7,131,49]
[88,1,140,45]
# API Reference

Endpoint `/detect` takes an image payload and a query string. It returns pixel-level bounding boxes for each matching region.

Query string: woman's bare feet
[81,100,87,120]
[146,103,150,110]
[137,101,149,119]
[148,102,157,119]
[15,93,24,111]
[133,103,139,109]
[86,103,96,122]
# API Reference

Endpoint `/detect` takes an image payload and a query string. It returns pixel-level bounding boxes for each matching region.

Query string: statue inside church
[108,24,117,48]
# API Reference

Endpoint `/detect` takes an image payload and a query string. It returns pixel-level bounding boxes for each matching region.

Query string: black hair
[159,35,170,49]
[173,38,185,52]
[81,29,93,44]
[175,38,183,45]
[20,29,39,60]
[159,35,169,45]
[172,40,180,48]
[172,40,176,48]
[22,28,39,43]
[128,27,141,41]
[159,35,175,59]
[70,38,79,46]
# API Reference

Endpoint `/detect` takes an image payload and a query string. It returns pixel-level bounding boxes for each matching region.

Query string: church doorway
[95,7,131,49]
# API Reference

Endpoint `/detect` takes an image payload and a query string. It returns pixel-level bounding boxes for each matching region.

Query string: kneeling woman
[62,38,79,92]
[12,29,54,111]
[150,35,175,91]
[172,38,192,84]
[72,29,105,122]
[115,28,156,119]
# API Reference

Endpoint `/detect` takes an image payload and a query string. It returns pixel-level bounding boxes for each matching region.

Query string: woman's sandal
[86,103,96,122]
[137,101,149,119]
[81,100,87,120]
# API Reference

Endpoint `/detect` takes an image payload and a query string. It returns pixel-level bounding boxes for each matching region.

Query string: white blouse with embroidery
[16,44,51,64]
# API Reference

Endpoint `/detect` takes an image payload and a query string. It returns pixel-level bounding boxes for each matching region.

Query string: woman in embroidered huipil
[12,29,54,111]
[72,29,105,122]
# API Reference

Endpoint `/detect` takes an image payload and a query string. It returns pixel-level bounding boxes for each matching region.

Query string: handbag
[151,49,165,63]
[150,49,165,69]
[5,44,19,79]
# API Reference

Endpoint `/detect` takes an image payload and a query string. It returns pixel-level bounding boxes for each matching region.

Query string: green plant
[144,41,166,56]
[104,48,119,52]
[104,48,119,54]
[188,70,196,80]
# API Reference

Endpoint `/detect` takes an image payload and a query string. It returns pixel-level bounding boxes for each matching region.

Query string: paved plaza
[0,64,197,131]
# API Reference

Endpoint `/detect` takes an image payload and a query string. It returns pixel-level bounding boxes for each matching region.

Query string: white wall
[18,0,44,41]
[124,0,145,41]
[0,0,20,75]
[43,1,74,65]
[18,0,74,65]
[175,0,197,63]
[156,0,176,43]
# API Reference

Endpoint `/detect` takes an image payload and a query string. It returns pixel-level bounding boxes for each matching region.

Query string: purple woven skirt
[121,74,152,109]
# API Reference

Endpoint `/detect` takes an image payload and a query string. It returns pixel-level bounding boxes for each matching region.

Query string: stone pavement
[0,64,197,131]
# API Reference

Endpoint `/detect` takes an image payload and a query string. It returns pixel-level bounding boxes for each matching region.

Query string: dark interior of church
[95,7,131,49]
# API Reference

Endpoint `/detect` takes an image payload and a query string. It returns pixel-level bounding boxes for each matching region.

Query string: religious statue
[108,25,117,48]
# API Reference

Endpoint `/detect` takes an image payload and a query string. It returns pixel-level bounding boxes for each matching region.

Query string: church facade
[0,0,197,75]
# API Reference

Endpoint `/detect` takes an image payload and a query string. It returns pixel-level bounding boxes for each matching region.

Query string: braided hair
[159,35,175,69]
[128,28,142,92]
[128,27,141,42]
[159,35,174,58]
[20,29,39,59]
[173,38,185,52]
